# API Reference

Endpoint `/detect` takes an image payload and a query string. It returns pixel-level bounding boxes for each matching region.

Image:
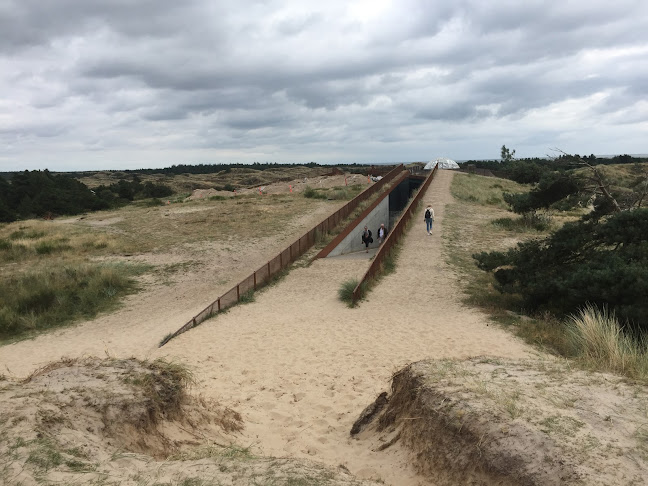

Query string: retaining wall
[327,197,389,256]
[159,163,406,346]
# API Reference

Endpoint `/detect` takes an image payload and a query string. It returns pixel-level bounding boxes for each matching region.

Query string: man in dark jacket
[361,226,373,253]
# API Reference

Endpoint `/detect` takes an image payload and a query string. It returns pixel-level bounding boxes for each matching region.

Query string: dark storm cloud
[0,0,207,50]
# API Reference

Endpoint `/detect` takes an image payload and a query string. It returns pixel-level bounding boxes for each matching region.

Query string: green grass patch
[492,213,552,232]
[35,240,71,254]
[338,279,360,307]
[0,263,147,342]
[9,229,46,240]
[238,290,256,304]
[303,186,328,199]
[26,438,63,472]
[451,173,527,209]
[382,245,401,276]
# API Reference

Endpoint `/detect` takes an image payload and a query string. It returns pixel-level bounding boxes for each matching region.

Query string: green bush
[502,172,581,214]
[474,209,648,332]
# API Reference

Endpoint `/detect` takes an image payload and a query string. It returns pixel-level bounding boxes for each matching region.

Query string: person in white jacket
[424,205,435,235]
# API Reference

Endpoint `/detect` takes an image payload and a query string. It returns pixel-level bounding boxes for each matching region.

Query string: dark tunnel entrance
[388,177,424,227]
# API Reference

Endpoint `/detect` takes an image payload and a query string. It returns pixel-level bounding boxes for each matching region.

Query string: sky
[1,0,647,171]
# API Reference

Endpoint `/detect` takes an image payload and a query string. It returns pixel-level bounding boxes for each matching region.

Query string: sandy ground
[0,202,338,373]
[0,170,535,485]
[188,172,372,199]
[159,170,534,485]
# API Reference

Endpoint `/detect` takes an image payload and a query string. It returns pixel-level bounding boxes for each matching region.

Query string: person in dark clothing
[361,226,373,253]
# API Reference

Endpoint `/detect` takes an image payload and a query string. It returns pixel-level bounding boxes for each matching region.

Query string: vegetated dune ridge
[187,171,373,199]
[1,170,535,484]
[0,194,339,373]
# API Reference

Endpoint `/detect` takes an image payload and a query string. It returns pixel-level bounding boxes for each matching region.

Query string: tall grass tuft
[338,279,360,307]
[567,304,648,381]
[0,263,144,341]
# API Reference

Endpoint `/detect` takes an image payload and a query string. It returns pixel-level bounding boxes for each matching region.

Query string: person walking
[424,205,435,235]
[376,223,388,244]
[361,226,373,252]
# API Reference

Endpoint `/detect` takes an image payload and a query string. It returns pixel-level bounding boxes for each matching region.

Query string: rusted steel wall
[159,163,406,347]
[315,170,408,259]
[351,163,439,304]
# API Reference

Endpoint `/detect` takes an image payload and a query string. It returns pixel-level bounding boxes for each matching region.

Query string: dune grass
[450,173,527,210]
[0,220,125,264]
[567,305,648,381]
[338,279,361,307]
[0,263,146,342]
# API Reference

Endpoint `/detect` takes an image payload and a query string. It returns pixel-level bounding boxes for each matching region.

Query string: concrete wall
[327,197,390,257]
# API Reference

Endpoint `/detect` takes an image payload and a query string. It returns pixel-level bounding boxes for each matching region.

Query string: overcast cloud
[1,0,647,171]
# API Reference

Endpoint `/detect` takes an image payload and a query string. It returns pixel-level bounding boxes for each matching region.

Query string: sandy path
[0,203,337,375]
[151,170,535,485]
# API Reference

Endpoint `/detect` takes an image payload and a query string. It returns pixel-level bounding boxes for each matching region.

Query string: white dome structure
[424,157,459,170]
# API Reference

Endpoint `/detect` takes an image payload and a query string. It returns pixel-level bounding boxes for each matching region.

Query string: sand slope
[0,170,534,485]
[151,170,534,485]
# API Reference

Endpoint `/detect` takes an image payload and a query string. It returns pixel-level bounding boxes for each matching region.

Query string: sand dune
[152,170,533,485]
[0,170,534,485]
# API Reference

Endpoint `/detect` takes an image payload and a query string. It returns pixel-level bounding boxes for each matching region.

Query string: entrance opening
[388,177,423,227]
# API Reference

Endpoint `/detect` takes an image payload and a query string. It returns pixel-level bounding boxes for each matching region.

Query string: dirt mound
[352,358,648,485]
[0,357,381,485]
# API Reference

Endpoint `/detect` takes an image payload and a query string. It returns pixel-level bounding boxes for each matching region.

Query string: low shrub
[136,198,165,207]
[303,186,327,199]
[491,213,551,232]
